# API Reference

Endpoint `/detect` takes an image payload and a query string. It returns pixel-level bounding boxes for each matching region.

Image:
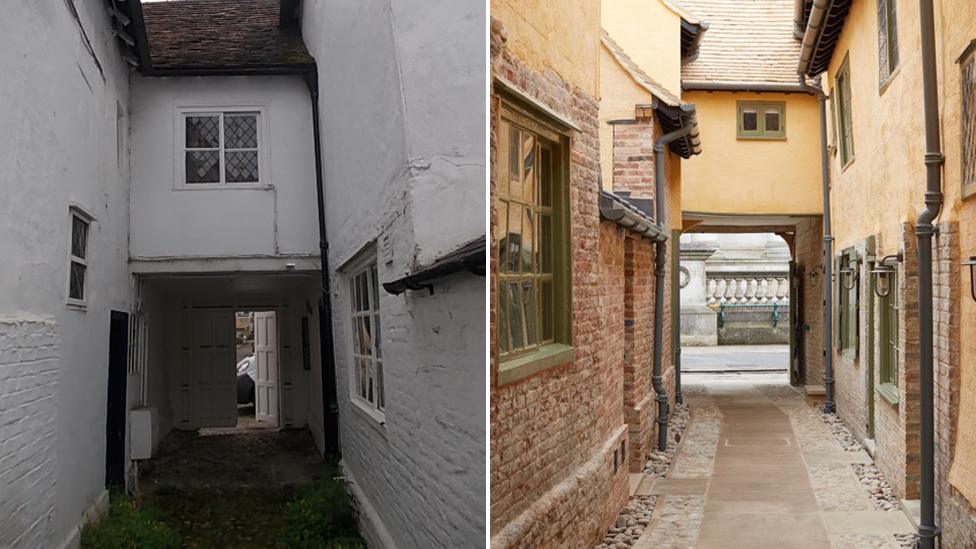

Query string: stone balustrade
[705,271,791,306]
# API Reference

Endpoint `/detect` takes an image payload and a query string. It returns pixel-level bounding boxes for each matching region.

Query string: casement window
[877,0,899,85]
[348,256,384,416]
[67,207,92,306]
[878,272,900,403]
[495,100,572,384]
[961,41,976,198]
[837,250,859,352]
[835,57,855,167]
[736,101,786,139]
[182,110,260,185]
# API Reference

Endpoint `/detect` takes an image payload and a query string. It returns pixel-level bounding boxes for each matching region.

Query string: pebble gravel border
[594,403,691,549]
[820,412,919,548]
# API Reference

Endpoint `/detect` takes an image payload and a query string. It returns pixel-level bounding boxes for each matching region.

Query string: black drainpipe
[653,113,694,451]
[305,70,341,459]
[798,75,835,413]
[915,0,943,544]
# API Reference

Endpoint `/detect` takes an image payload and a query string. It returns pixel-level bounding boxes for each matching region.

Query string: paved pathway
[681,345,789,372]
[633,374,914,549]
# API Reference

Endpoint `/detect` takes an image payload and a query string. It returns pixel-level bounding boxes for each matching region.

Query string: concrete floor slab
[648,478,710,495]
[822,510,915,535]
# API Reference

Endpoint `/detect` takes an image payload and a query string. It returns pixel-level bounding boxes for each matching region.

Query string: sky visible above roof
[677,0,803,87]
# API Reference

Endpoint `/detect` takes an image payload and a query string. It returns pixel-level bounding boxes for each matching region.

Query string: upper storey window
[183,110,260,185]
[877,0,899,86]
[736,101,785,140]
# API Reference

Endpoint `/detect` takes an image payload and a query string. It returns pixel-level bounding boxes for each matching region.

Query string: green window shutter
[851,255,860,354]
[834,255,843,348]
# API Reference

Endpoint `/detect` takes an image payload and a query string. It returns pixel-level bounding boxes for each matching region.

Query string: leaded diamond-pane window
[183,111,259,185]
[962,45,976,196]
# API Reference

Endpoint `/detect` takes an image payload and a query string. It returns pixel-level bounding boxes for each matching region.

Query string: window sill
[65,300,87,311]
[879,65,901,96]
[878,383,900,406]
[736,135,787,141]
[840,156,855,173]
[350,397,387,434]
[497,343,574,386]
[173,183,273,191]
[963,182,976,201]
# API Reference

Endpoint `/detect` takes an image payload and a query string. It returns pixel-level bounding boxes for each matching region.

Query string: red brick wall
[793,216,824,388]
[611,121,656,198]
[489,22,629,548]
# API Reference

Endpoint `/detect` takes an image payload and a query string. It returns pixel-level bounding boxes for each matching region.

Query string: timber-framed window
[346,252,384,419]
[960,40,976,199]
[878,271,900,404]
[495,99,573,385]
[837,250,859,353]
[736,101,785,139]
[180,109,262,186]
[877,0,899,86]
[835,56,855,168]
[67,206,93,307]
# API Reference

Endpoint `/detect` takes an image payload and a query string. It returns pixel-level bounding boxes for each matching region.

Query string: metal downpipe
[798,75,835,413]
[915,0,943,545]
[653,115,694,451]
[306,71,341,458]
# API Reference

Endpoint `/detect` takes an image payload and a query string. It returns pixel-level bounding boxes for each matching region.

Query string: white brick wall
[0,318,59,549]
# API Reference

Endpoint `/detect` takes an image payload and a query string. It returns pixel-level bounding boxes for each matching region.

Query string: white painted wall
[302,1,486,547]
[0,2,132,547]
[129,76,319,266]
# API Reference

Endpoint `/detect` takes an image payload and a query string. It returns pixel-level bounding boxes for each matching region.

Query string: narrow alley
[608,373,917,549]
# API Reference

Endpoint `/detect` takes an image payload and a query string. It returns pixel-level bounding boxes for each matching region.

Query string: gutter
[914,0,944,545]
[304,70,341,459]
[382,238,486,295]
[797,0,831,76]
[652,111,695,451]
[796,74,835,413]
[598,191,667,242]
[682,81,815,94]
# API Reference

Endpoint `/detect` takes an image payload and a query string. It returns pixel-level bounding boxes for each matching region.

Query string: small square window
[737,102,786,139]
[182,111,260,185]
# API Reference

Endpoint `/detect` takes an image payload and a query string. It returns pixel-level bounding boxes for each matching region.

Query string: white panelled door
[189,311,237,428]
[254,311,279,426]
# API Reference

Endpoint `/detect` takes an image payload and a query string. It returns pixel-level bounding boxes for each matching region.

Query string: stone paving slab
[634,374,915,548]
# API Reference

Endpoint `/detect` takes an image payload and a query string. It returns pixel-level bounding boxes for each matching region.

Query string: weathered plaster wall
[128,76,319,264]
[681,91,822,215]
[601,0,683,94]
[490,0,601,96]
[0,2,132,547]
[302,1,485,547]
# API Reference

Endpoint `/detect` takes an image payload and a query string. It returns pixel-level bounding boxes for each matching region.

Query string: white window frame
[344,248,385,424]
[174,106,269,189]
[66,205,94,308]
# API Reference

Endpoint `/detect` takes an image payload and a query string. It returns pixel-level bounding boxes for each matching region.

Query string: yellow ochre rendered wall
[940,0,976,507]
[597,44,654,190]
[491,0,601,96]
[602,0,683,94]
[681,91,822,215]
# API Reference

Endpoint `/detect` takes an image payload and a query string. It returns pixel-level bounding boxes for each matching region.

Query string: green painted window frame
[835,56,855,168]
[877,0,899,87]
[736,101,786,140]
[878,271,900,404]
[837,249,859,353]
[960,40,976,199]
[495,99,574,386]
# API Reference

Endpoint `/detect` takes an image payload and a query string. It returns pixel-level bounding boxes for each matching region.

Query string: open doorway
[232,310,279,430]
[679,232,793,381]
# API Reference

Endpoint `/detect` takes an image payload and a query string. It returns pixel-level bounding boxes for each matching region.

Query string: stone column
[680,238,719,346]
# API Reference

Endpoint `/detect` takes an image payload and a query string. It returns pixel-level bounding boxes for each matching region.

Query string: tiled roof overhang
[798,0,854,76]
[382,238,486,295]
[140,0,315,76]
[601,30,702,158]
[680,19,709,61]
